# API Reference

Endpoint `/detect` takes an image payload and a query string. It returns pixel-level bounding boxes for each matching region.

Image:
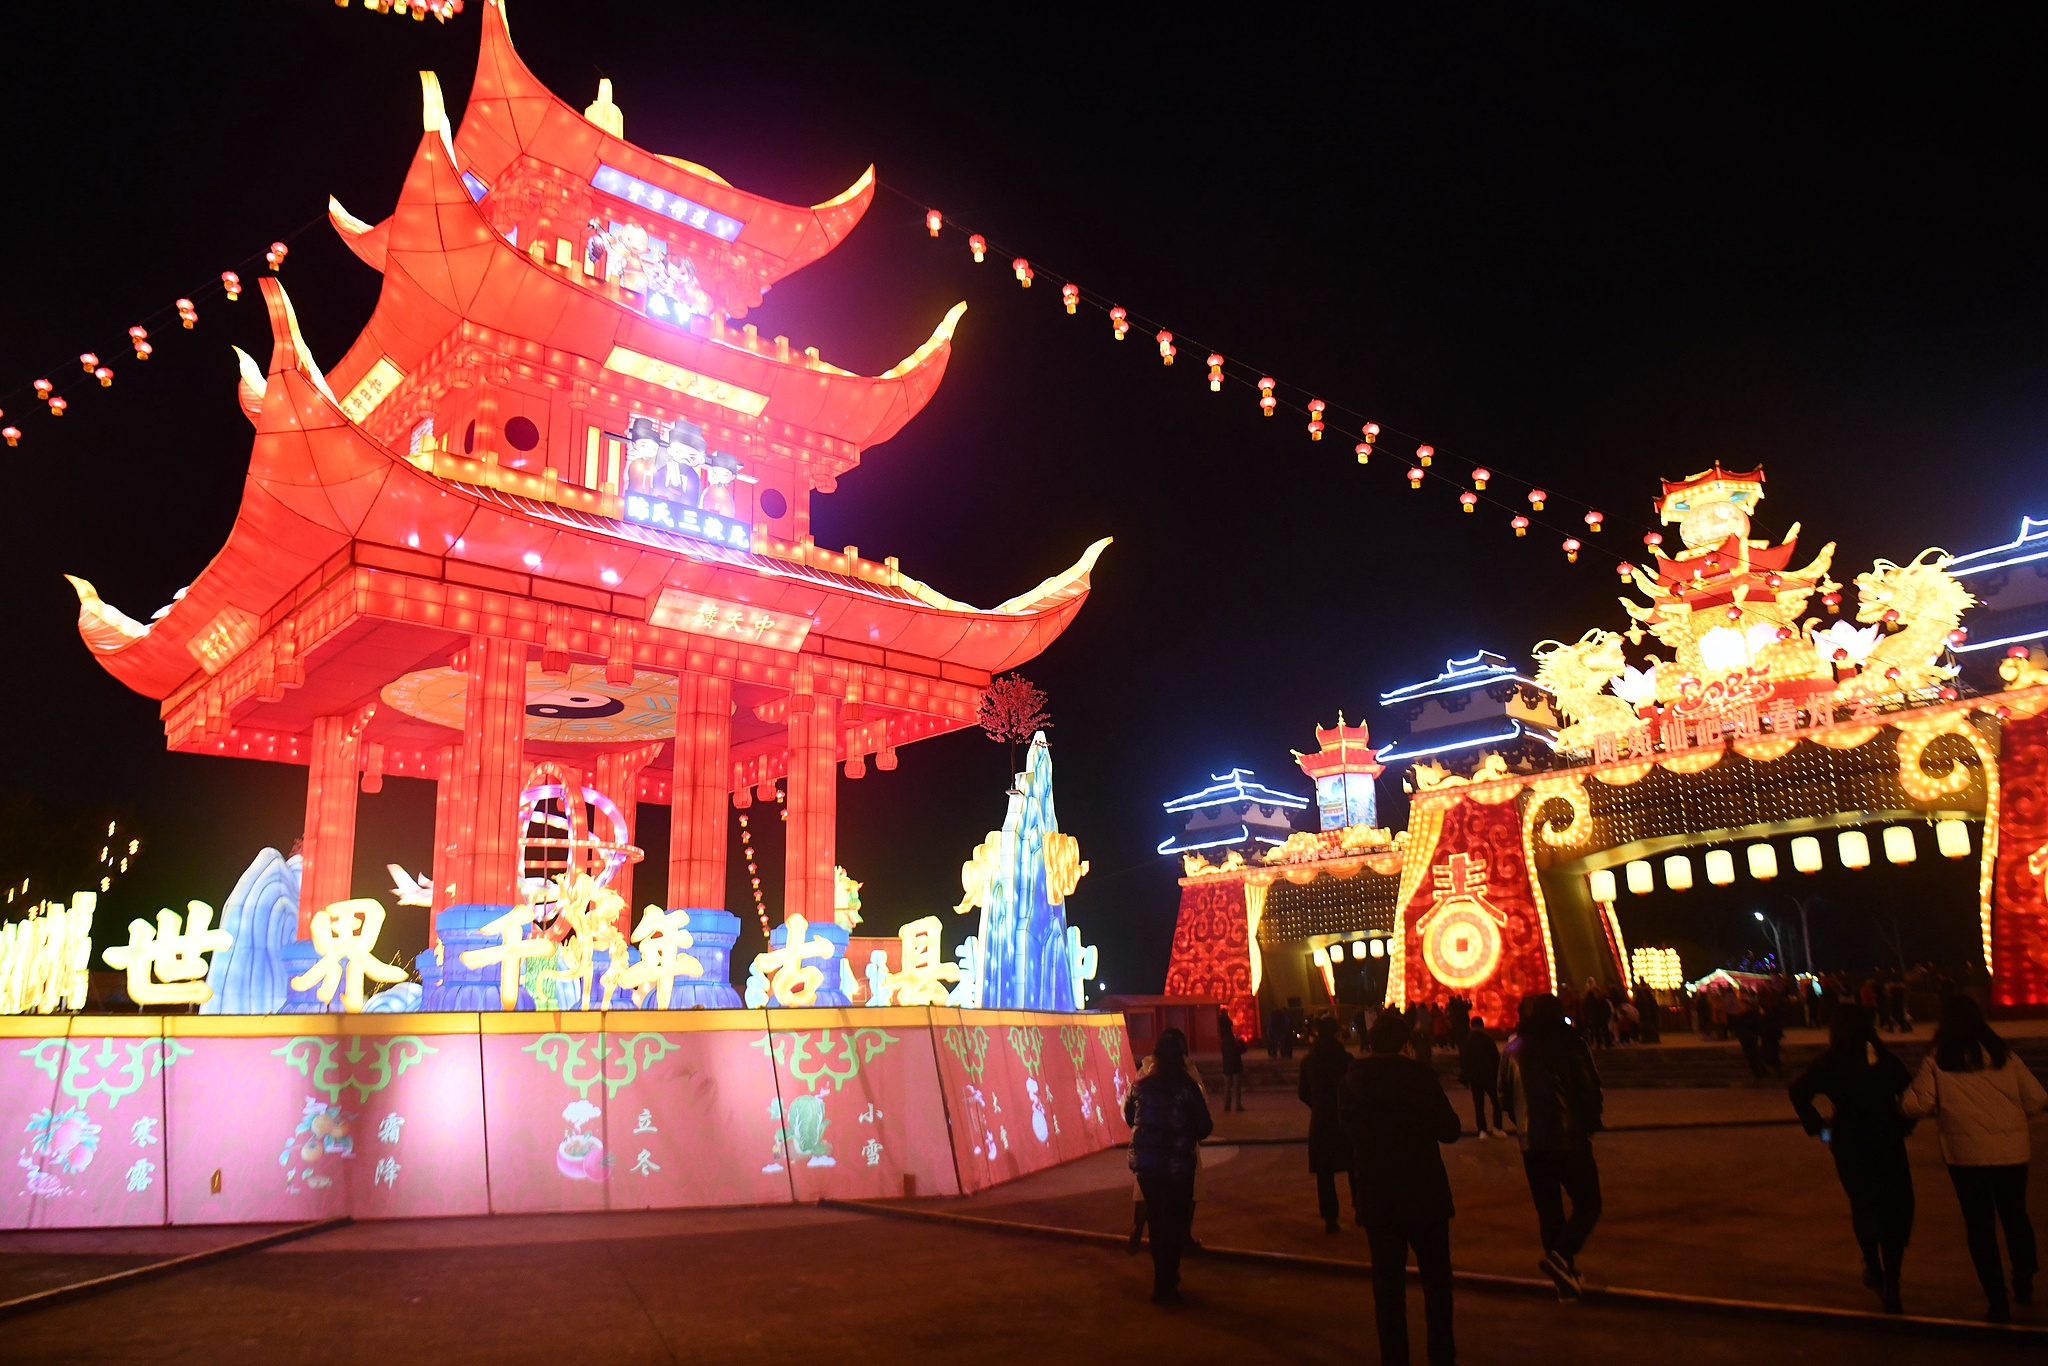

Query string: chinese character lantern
[1062,282,1079,314]
[1459,491,1477,512]
[1258,377,1276,416]
[1012,257,1033,287]
[1,426,17,447]
[1406,467,1425,489]
[1306,398,1324,438]
[1563,537,1581,563]
[266,241,289,271]
[1471,467,1490,489]
[1109,306,1128,340]
[1206,353,1224,391]
[1354,441,1371,465]
[1512,515,1529,536]
[129,326,150,359]
[222,271,241,300]
[1156,330,1176,365]
[1528,488,1547,511]
[1416,443,1434,466]
[94,366,113,387]
[1585,509,1604,532]
[968,234,986,263]
[925,208,943,236]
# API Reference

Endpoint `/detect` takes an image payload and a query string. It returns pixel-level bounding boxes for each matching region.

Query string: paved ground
[0,1084,2041,1363]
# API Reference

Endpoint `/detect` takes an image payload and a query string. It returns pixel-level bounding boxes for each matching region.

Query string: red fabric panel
[1400,797,1553,1025]
[1162,880,1256,1039]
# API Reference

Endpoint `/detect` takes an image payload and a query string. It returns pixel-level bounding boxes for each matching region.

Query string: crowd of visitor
[1122,978,2045,1360]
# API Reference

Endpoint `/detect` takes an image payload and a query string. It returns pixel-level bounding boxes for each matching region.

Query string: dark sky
[2,2,2043,991]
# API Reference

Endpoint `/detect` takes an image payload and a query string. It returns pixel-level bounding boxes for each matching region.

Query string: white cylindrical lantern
[1352,939,1370,960]
[1883,826,1917,865]
[1838,829,1872,870]
[1936,819,1971,860]
[1791,835,1823,874]
[1589,868,1618,903]
[1312,945,1330,967]
[1664,854,1694,891]
[1625,860,1654,895]
[1704,849,1736,886]
[1747,843,1780,880]
[1368,937,1386,959]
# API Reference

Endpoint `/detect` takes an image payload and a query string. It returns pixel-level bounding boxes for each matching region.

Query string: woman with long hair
[1123,1026,1213,1304]
[1903,995,2046,1321]
[1789,1004,1915,1311]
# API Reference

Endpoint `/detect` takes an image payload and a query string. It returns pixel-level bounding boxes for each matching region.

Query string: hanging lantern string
[887,182,1665,567]
[0,209,328,424]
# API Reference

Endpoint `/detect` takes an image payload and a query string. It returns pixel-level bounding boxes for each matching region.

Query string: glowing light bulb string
[888,183,1661,567]
[0,209,328,440]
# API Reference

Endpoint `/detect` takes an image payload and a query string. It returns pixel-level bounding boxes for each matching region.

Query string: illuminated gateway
[66,4,1107,941]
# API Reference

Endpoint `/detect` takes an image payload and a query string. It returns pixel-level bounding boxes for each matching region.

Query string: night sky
[2,3,2043,990]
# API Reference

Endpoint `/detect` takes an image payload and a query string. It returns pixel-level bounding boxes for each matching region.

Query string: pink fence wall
[0,1008,1132,1229]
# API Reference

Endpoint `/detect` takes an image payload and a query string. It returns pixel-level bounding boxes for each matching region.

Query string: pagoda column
[427,744,458,945]
[597,743,662,921]
[668,674,733,910]
[448,636,528,908]
[783,679,841,927]
[297,705,372,937]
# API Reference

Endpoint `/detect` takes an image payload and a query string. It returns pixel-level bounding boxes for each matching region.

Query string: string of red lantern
[734,786,787,940]
[0,213,327,449]
[898,185,1665,576]
[333,0,467,22]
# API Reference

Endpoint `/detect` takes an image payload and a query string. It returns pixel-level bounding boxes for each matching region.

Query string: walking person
[1299,1016,1356,1232]
[1788,1004,1916,1312]
[1267,1007,1286,1060]
[1218,1009,1247,1113]
[1459,1016,1505,1137]
[1902,995,2046,1321]
[1632,979,1661,1043]
[1123,1028,1213,1304]
[1342,1009,1463,1365]
[1499,993,1605,1297]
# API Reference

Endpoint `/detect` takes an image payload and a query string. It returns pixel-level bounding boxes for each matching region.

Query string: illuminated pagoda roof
[1657,464,1766,523]
[1293,714,1384,780]
[65,0,1108,794]
[1948,514,2048,658]
[1157,768,1308,856]
[1375,652,1558,768]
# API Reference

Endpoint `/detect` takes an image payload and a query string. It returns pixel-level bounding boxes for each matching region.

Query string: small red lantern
[1616,562,1635,580]
[1012,257,1033,287]
[129,326,151,359]
[1206,353,1224,391]
[1584,510,1604,532]
[1258,377,1276,416]
[2009,646,2032,659]
[1156,330,1176,365]
[1,425,19,447]
[33,380,52,401]
[1109,306,1128,340]
[1938,686,1958,701]
[1725,605,1742,621]
[78,352,99,374]
[1353,442,1371,465]
[1643,531,1663,548]
[1822,592,1841,613]
[1471,468,1491,490]
[176,298,198,328]
[925,208,943,237]
[1416,443,1434,467]
[1511,515,1529,536]
[47,396,67,417]
[967,234,986,263]
[1563,537,1581,563]
[221,272,241,300]
[1306,398,1324,438]
[1528,488,1547,511]
[1882,608,1901,624]
[94,366,113,387]
[1947,628,1967,645]
[1459,491,1477,512]
[1407,467,1425,490]
[1061,282,1079,314]
[1362,421,1380,443]
[267,242,288,272]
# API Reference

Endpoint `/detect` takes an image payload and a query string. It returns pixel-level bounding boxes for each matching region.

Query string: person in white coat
[1902,995,2046,1322]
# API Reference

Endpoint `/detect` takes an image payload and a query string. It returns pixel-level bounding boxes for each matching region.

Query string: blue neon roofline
[1156,826,1290,855]
[1378,650,1544,705]
[1375,720,1553,763]
[1162,767,1311,813]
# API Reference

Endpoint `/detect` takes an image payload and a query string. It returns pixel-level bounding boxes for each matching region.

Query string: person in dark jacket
[1499,993,1604,1296]
[1458,1016,1504,1137]
[1342,1008,1463,1366]
[1298,1016,1356,1231]
[1218,1010,1248,1112]
[1267,1008,1285,1059]
[1631,980,1661,1043]
[1123,1027,1214,1304]
[1789,1004,1915,1312]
